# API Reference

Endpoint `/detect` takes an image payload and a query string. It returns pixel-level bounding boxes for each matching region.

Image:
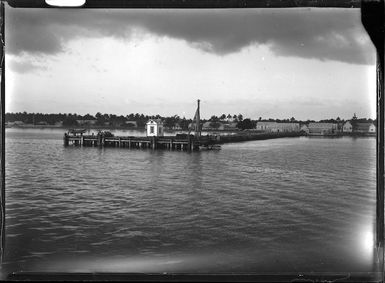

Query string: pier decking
[63,131,303,151]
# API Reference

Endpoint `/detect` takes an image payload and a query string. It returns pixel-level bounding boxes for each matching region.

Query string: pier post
[152,137,156,150]
[63,134,69,146]
[97,134,101,147]
[188,136,192,151]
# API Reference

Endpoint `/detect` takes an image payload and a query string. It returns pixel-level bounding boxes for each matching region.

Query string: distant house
[146,119,164,137]
[6,121,24,127]
[223,122,238,130]
[354,122,376,133]
[308,122,338,135]
[76,119,97,126]
[202,121,225,130]
[343,121,353,133]
[256,122,300,132]
[124,121,138,128]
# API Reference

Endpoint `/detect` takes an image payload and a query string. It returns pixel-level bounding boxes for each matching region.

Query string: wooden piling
[63,135,69,146]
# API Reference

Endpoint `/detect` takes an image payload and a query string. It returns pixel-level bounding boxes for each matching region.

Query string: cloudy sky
[5,6,376,120]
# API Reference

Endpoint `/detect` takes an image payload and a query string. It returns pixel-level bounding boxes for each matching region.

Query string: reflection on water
[2,128,379,276]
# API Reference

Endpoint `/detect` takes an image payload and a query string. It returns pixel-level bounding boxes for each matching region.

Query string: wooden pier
[63,130,302,151]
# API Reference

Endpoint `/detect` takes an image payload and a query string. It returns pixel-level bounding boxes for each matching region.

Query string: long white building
[256,122,300,132]
[307,122,338,135]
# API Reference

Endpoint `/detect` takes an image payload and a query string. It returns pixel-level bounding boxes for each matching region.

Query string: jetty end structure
[63,100,302,151]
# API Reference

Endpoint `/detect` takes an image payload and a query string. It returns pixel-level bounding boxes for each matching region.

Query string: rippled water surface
[3,128,378,275]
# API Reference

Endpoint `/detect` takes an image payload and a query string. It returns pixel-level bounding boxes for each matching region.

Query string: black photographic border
[0,0,383,281]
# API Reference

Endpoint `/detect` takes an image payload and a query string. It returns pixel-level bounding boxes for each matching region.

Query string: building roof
[308,122,337,128]
[146,119,163,125]
[257,121,277,126]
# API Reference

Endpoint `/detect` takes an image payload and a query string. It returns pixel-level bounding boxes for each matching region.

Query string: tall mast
[195,99,200,137]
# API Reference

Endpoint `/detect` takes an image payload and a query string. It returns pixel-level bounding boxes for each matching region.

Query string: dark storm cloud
[6,7,375,65]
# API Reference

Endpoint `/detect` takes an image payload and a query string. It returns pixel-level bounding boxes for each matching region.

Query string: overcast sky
[5,6,376,120]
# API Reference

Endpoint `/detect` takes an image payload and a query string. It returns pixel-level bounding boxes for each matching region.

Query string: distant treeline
[5,112,376,130]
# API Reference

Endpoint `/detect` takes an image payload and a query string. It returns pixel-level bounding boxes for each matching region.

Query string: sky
[5,6,377,120]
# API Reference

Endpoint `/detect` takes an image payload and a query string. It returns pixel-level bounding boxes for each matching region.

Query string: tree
[95,112,106,125]
[209,121,221,129]
[62,117,79,127]
[210,115,219,122]
[237,114,243,122]
[237,118,254,130]
[164,117,175,128]
[179,117,190,130]
[220,114,226,120]
[290,117,296,122]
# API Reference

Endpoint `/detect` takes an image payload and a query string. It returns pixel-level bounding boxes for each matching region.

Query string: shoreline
[5,125,241,133]
[6,125,376,137]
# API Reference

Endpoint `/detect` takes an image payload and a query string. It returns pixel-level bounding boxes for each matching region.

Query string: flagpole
[195,99,200,138]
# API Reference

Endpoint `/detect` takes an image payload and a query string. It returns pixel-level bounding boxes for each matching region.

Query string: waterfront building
[354,122,376,133]
[202,121,225,131]
[343,121,353,132]
[256,122,300,132]
[223,122,238,130]
[5,121,24,127]
[256,121,276,131]
[146,119,164,137]
[307,122,338,135]
[76,119,97,126]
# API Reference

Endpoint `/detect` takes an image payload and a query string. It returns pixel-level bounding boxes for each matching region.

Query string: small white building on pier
[146,119,164,137]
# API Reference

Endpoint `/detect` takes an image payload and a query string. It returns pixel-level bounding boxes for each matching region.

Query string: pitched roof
[146,119,163,124]
[308,122,336,128]
[257,121,277,126]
